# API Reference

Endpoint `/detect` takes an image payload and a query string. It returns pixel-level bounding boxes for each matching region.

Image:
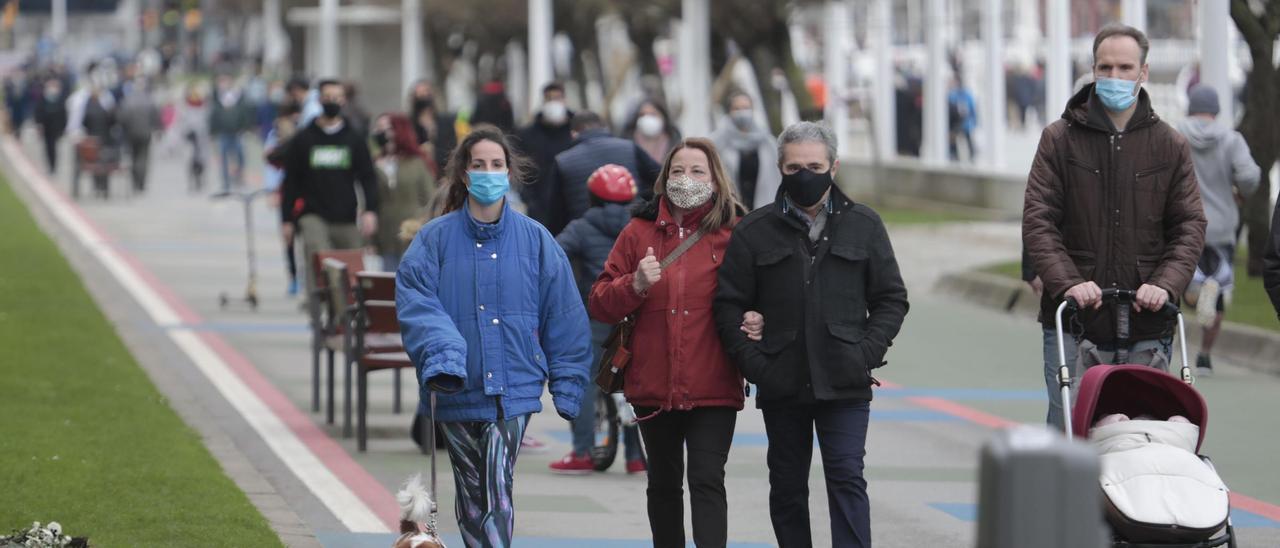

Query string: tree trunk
[1230,0,1280,276]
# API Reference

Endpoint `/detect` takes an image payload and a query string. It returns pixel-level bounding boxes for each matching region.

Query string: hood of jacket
[1175,116,1228,150]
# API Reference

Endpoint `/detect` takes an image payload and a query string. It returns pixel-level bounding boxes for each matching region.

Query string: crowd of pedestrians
[6,22,1280,548]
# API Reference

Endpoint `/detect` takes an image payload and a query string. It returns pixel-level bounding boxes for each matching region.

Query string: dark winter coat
[515,114,576,226]
[1023,84,1206,343]
[544,129,662,235]
[1265,199,1280,320]
[557,203,631,301]
[714,186,909,407]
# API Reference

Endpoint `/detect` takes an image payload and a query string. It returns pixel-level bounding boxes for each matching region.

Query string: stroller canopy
[1071,365,1209,451]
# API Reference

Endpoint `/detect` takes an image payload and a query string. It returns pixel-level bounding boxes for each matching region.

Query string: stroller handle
[1054,291,1191,439]
[1063,289,1180,317]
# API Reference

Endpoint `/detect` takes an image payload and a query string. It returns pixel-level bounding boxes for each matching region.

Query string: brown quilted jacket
[1023,84,1206,344]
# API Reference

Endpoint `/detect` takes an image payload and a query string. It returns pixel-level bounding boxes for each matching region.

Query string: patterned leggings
[440,415,529,548]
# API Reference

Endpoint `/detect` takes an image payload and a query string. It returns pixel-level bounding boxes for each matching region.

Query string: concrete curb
[936,269,1280,377]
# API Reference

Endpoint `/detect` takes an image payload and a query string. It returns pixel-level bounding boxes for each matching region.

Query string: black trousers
[128,138,151,191]
[42,132,60,174]
[762,400,871,548]
[635,406,737,548]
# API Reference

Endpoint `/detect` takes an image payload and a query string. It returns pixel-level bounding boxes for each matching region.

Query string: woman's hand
[632,246,662,294]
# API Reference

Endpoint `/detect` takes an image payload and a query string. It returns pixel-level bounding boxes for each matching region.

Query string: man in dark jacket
[33,77,67,174]
[209,74,253,194]
[280,79,380,293]
[714,121,909,548]
[515,82,575,226]
[1265,199,1280,320]
[543,111,661,235]
[1023,25,1205,430]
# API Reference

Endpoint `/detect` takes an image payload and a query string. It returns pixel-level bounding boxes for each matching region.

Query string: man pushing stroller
[1022,24,1206,430]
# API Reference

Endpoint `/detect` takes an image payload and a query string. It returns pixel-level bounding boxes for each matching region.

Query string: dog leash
[428,391,439,534]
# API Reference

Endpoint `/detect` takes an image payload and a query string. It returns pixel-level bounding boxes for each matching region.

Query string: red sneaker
[626,459,647,474]
[549,452,594,475]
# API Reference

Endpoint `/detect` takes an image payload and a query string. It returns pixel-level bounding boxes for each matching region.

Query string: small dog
[393,474,446,548]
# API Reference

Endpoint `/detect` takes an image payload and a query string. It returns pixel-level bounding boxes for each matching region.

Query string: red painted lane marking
[1230,492,1280,523]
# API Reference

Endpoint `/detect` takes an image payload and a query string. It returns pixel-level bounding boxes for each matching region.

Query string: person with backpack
[548,164,646,475]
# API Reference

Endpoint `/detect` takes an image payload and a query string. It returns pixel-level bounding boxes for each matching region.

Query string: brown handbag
[594,228,706,393]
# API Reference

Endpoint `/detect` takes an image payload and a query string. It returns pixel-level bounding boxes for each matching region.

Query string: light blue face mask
[1095,77,1139,112]
[467,171,510,206]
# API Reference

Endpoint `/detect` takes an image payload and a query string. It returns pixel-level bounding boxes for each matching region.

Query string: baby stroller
[1055,289,1237,548]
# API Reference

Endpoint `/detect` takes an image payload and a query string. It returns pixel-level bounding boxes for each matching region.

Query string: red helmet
[587,164,637,203]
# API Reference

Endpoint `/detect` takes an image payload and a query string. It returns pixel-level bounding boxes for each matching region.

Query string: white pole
[824,1,851,156]
[922,0,948,164]
[1199,0,1233,126]
[871,0,896,161]
[679,0,711,137]
[983,0,1006,169]
[1045,0,1071,128]
[1122,0,1148,32]
[528,0,553,114]
[402,0,423,100]
[318,0,339,77]
[52,0,67,41]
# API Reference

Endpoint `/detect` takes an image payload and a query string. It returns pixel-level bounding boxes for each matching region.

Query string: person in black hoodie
[280,79,379,293]
[515,82,575,227]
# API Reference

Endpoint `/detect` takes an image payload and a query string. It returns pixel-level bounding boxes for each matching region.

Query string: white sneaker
[1196,279,1219,327]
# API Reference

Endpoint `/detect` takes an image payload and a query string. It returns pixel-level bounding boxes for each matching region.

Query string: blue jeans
[572,321,643,461]
[1041,328,1172,431]
[217,133,244,191]
[763,400,871,548]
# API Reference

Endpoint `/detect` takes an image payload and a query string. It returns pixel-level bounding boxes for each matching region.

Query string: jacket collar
[1064,82,1158,134]
[573,127,611,145]
[461,199,511,240]
[770,182,853,230]
[655,196,713,232]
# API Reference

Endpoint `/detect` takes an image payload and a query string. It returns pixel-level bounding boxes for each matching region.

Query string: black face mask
[372,132,389,148]
[413,97,434,114]
[780,168,832,207]
[321,101,342,118]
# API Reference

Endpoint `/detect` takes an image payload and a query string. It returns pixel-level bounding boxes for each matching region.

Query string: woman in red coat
[589,137,749,547]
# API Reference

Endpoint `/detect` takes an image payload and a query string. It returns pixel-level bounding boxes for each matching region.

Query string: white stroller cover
[1090,420,1229,530]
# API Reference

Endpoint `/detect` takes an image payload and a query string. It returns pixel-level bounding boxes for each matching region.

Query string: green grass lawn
[0,176,280,546]
[875,206,985,225]
[980,257,1280,332]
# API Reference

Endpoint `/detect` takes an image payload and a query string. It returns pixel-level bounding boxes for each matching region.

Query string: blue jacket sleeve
[537,229,593,420]
[396,229,468,393]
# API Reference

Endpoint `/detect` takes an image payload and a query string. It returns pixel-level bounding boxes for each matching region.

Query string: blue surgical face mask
[1095,77,1139,112]
[467,171,510,206]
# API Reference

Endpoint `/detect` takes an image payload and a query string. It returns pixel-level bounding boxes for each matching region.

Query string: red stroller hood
[1071,365,1208,451]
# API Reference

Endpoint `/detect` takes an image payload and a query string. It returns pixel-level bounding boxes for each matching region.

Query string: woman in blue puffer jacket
[396,125,592,547]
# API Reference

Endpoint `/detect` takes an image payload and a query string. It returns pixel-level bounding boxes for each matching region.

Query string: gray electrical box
[977,426,1108,548]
